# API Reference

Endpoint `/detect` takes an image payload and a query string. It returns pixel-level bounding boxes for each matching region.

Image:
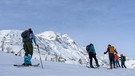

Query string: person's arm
[114,49,118,54]
[30,33,37,45]
[33,38,37,45]
[119,56,121,60]
[104,48,109,54]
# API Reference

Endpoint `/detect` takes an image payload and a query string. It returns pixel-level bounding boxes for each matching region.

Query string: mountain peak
[62,34,74,43]
[37,31,60,40]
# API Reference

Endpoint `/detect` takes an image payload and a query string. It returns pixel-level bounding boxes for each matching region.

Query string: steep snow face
[36,31,88,64]
[37,31,58,40]
[37,31,74,44]
[62,34,74,44]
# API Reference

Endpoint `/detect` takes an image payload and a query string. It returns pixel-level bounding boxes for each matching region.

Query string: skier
[86,43,100,68]
[114,53,121,68]
[104,44,117,69]
[120,54,127,68]
[21,28,38,66]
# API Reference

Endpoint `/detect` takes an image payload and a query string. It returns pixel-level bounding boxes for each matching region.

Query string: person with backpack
[21,28,38,66]
[86,43,100,68]
[104,44,118,69]
[114,53,121,68]
[120,54,127,68]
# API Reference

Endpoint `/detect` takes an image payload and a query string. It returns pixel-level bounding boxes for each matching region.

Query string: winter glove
[104,52,106,54]
[35,44,39,47]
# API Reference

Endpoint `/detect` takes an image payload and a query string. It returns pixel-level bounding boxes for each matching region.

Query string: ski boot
[22,54,32,66]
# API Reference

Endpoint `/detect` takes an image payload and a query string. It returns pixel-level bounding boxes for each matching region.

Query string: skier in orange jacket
[114,53,120,68]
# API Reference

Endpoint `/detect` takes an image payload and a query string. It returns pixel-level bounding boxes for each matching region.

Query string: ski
[107,68,116,70]
[86,66,99,69]
[14,63,40,67]
[107,68,113,70]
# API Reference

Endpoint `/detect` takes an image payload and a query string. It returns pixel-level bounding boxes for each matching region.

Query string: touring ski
[13,63,40,67]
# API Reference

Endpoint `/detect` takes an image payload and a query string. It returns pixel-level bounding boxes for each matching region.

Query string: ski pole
[103,54,105,60]
[15,48,23,56]
[37,45,44,69]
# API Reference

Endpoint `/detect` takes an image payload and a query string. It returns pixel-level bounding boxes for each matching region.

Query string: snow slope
[0,51,135,76]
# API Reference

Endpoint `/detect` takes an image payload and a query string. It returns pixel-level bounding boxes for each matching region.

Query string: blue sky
[0,0,135,58]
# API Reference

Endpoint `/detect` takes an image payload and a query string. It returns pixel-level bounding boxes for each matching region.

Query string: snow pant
[121,61,126,68]
[23,42,33,64]
[89,52,99,67]
[23,42,33,56]
[115,60,121,68]
[109,53,115,68]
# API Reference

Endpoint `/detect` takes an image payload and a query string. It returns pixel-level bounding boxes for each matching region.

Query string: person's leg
[93,55,99,67]
[27,42,33,56]
[121,61,124,68]
[109,54,113,69]
[23,42,29,65]
[123,61,127,68]
[89,52,94,68]
[117,60,121,67]
[112,55,115,68]
[23,42,29,56]
[115,60,118,67]
[26,42,33,65]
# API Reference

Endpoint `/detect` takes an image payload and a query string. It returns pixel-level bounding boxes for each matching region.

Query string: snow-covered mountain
[36,31,88,64]
[0,30,88,65]
[0,30,135,68]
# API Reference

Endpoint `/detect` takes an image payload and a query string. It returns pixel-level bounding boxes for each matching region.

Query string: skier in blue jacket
[87,43,99,68]
[120,54,127,68]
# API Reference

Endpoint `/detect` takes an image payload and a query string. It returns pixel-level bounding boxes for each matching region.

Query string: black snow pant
[121,61,127,68]
[109,53,115,68]
[88,52,99,67]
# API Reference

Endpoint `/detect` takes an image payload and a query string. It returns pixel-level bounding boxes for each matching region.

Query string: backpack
[21,30,31,42]
[109,46,115,53]
[123,56,126,61]
[86,45,90,53]
[21,30,28,38]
